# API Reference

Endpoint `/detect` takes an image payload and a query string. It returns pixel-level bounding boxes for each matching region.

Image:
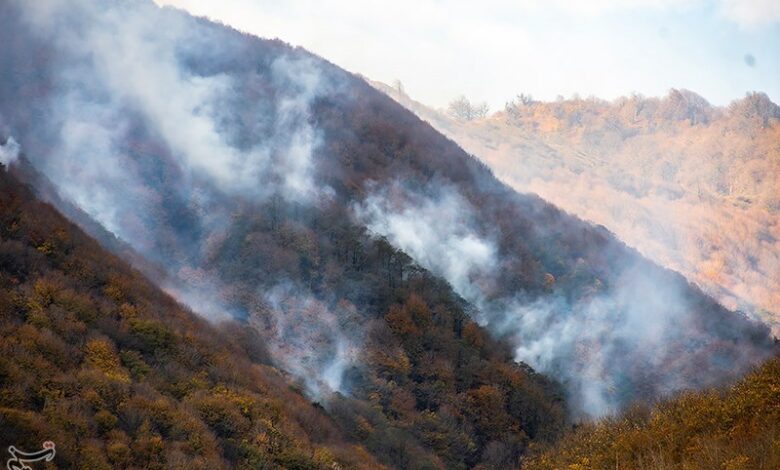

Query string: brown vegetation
[523,354,780,470]
[0,169,387,469]
[0,3,775,467]
[0,165,566,468]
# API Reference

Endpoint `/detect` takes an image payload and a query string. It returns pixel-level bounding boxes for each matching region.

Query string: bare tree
[393,79,405,96]
[447,95,489,121]
[518,93,534,105]
[732,91,780,127]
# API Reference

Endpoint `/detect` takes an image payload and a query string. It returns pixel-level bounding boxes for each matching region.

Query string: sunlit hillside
[374,82,780,334]
[523,354,780,470]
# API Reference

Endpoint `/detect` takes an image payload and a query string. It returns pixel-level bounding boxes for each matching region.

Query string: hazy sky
[156,0,780,110]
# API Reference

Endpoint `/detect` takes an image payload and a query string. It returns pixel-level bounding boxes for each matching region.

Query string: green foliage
[119,349,151,379]
[127,318,176,353]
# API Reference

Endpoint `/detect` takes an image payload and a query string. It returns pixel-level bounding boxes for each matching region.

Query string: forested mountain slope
[0,163,568,469]
[374,81,780,334]
[0,166,390,469]
[0,3,773,468]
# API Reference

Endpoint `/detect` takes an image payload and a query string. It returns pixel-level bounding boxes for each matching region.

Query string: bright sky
[155,0,780,110]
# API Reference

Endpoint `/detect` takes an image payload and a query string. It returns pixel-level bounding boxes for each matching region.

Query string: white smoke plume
[354,181,497,308]
[252,283,362,398]
[0,136,20,169]
[14,0,329,239]
[355,181,770,417]
[3,0,345,398]
[1,0,769,411]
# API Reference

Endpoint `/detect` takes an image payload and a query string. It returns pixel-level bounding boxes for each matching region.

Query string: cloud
[718,0,780,28]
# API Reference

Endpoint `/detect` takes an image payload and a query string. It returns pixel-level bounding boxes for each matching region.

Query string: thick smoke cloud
[4,0,347,397]
[355,182,770,417]
[17,0,328,233]
[354,181,496,307]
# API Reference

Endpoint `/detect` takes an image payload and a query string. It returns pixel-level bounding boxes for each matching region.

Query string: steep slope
[0,166,388,469]
[4,149,568,469]
[0,0,772,455]
[373,82,780,333]
[0,160,574,469]
[524,353,780,470]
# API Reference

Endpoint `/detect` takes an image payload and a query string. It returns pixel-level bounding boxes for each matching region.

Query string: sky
[155,0,780,111]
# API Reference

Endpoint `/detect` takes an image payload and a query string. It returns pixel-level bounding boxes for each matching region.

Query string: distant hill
[374,81,780,334]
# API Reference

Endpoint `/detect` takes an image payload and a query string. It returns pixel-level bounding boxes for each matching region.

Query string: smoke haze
[373,81,780,335]
[2,0,350,397]
[0,0,771,417]
[356,182,771,416]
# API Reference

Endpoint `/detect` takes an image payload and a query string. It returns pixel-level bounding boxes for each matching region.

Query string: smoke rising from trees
[0,0,771,417]
[355,181,772,417]
[2,0,348,397]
